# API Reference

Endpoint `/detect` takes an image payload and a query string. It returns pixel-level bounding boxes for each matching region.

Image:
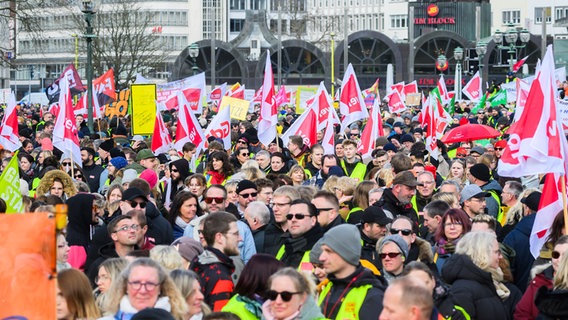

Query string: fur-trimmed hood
[36,169,77,199]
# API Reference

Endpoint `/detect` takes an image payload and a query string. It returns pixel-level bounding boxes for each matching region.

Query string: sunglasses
[390,228,412,236]
[75,175,83,179]
[552,251,562,259]
[495,148,504,151]
[239,192,257,199]
[240,153,249,157]
[128,200,147,209]
[266,290,302,302]
[62,162,71,166]
[286,213,311,220]
[171,169,178,173]
[204,197,224,204]
[238,140,247,144]
[379,252,402,259]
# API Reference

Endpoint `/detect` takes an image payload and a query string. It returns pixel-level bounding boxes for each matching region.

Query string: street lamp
[81,0,96,133]
[476,41,487,94]
[493,24,530,71]
[188,43,199,75]
[453,46,463,102]
[330,32,335,98]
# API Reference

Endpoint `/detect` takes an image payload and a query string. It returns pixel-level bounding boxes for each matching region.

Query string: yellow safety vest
[340,160,367,182]
[318,281,372,319]
[276,245,313,271]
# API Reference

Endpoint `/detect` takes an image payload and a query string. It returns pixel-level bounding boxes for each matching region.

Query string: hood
[414,237,434,263]
[481,179,502,193]
[170,159,191,181]
[441,254,494,288]
[66,193,96,246]
[329,265,387,290]
[145,200,160,219]
[98,242,120,259]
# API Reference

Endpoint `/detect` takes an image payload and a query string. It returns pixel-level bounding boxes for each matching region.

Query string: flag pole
[562,175,568,236]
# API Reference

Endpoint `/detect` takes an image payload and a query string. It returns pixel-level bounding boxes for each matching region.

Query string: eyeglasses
[272,202,291,208]
[240,152,249,157]
[379,252,402,259]
[495,148,504,151]
[444,221,463,228]
[62,162,71,167]
[204,197,224,204]
[95,274,110,283]
[286,213,312,220]
[114,224,140,233]
[171,169,178,173]
[128,281,159,291]
[390,228,412,236]
[75,175,83,179]
[266,290,302,302]
[552,251,562,259]
[128,200,147,209]
[239,192,257,199]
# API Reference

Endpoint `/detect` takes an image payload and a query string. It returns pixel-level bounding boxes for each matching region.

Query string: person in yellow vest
[317,224,386,320]
[275,199,323,270]
[340,139,366,182]
[287,135,311,168]
[468,163,502,220]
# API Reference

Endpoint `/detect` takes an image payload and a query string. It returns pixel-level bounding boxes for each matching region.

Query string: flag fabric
[339,64,369,133]
[257,50,278,147]
[320,98,341,155]
[489,89,507,107]
[513,55,529,73]
[205,104,232,150]
[52,79,82,167]
[498,45,568,178]
[422,92,452,160]
[462,71,483,102]
[0,150,23,213]
[208,83,227,110]
[513,79,531,122]
[173,91,205,154]
[275,85,290,107]
[363,79,380,108]
[307,82,334,131]
[151,103,174,155]
[45,64,85,104]
[389,82,405,97]
[227,83,245,99]
[157,73,207,113]
[470,92,487,115]
[529,173,566,258]
[404,81,418,96]
[281,106,318,148]
[0,92,22,152]
[358,96,383,162]
[437,75,450,104]
[92,69,116,118]
[387,88,407,114]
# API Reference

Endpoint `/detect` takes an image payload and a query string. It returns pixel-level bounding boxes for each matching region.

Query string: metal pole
[408,6,414,82]
[85,11,94,133]
[210,7,216,90]
[456,60,462,101]
[330,32,335,98]
[277,0,282,89]
[28,65,32,98]
[343,8,348,72]
[541,8,547,59]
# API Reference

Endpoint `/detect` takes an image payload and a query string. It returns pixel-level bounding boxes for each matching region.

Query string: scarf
[176,216,191,230]
[489,267,511,300]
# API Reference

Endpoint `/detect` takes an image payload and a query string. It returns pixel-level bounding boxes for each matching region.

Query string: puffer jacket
[514,265,554,320]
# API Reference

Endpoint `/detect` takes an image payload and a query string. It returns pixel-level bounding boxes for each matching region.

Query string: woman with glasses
[433,209,472,274]
[99,258,187,320]
[168,191,204,241]
[222,254,284,319]
[515,235,568,319]
[261,267,325,320]
[205,151,234,187]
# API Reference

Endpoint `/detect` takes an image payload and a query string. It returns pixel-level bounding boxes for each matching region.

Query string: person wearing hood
[317,224,386,320]
[468,163,503,220]
[35,169,78,201]
[162,158,191,210]
[66,193,99,270]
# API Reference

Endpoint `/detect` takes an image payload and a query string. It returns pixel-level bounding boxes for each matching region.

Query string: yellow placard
[130,84,157,135]
[219,96,249,120]
[295,86,317,113]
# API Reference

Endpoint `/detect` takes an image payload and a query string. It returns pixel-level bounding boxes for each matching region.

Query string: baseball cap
[392,171,421,187]
[122,187,147,201]
[136,149,156,161]
[361,206,392,226]
[460,185,488,203]
[521,192,542,212]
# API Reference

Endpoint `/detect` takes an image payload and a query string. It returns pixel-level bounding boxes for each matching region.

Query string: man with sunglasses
[311,191,344,233]
[318,224,386,320]
[390,216,438,277]
[235,180,258,218]
[275,199,323,269]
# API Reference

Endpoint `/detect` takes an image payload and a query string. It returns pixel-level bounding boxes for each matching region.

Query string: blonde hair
[268,267,316,297]
[377,167,395,188]
[455,231,497,272]
[506,188,539,225]
[95,258,128,310]
[335,177,357,196]
[554,250,568,290]
[150,245,185,271]
[322,175,339,193]
[431,192,459,207]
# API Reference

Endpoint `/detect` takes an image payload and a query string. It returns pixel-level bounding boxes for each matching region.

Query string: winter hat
[99,139,115,152]
[383,143,398,153]
[131,308,175,320]
[400,134,414,144]
[122,169,138,185]
[236,179,257,194]
[379,235,409,260]
[172,236,204,263]
[41,137,53,151]
[327,166,345,177]
[140,169,158,189]
[109,148,125,159]
[309,238,324,264]
[109,157,128,170]
[320,224,361,266]
[469,163,491,182]
[494,140,507,149]
[521,191,542,212]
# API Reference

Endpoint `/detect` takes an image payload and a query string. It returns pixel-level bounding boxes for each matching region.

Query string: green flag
[0,150,23,213]
[489,89,507,107]
[471,93,487,115]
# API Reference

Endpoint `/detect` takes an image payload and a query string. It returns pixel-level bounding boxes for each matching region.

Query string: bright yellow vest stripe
[318,282,372,319]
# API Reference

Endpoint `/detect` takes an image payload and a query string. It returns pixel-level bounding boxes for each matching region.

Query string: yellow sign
[295,86,317,113]
[130,84,157,135]
[219,96,249,120]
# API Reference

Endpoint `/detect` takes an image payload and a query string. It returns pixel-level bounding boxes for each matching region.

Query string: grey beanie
[309,238,324,264]
[379,235,409,260]
[320,224,361,266]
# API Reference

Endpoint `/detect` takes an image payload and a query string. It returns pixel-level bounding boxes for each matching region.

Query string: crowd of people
[4,96,568,320]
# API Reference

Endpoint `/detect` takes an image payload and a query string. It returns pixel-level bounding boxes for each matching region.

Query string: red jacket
[514,266,553,320]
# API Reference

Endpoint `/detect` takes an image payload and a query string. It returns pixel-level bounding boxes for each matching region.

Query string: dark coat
[442,254,508,320]
[503,213,536,292]
[262,222,286,256]
[278,224,323,269]
[374,188,418,226]
[82,162,104,193]
[191,247,235,312]
[534,287,568,320]
[515,266,554,320]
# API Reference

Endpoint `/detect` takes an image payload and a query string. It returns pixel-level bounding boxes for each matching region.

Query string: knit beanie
[309,238,324,264]
[379,235,409,260]
[320,224,361,266]
[109,156,128,170]
[469,163,491,182]
[140,169,158,189]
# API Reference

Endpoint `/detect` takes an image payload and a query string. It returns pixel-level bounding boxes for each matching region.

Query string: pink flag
[174,91,205,154]
[357,96,383,162]
[52,80,82,167]
[275,85,290,107]
[281,106,318,148]
[257,51,278,147]
[339,64,369,132]
[462,71,482,102]
[0,92,21,152]
[513,56,529,73]
[151,104,174,155]
[404,81,418,96]
[498,45,568,177]
[205,105,232,150]
[387,89,407,114]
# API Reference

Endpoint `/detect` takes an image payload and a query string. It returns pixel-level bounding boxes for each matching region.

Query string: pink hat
[41,137,53,151]
[139,169,158,189]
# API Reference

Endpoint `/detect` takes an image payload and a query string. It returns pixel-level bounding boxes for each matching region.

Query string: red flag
[281,106,318,148]
[512,78,530,122]
[157,73,206,113]
[209,83,227,111]
[339,64,369,132]
[275,85,290,107]
[357,97,383,162]
[387,89,407,114]
[389,82,405,96]
[437,75,450,104]
[306,82,333,131]
[258,50,278,147]
[205,105,232,150]
[462,71,482,102]
[174,91,205,154]
[226,83,244,100]
[52,79,81,167]
[151,105,174,155]
[499,45,568,177]
[404,81,418,96]
[0,92,21,151]
[513,55,529,73]
[46,63,85,104]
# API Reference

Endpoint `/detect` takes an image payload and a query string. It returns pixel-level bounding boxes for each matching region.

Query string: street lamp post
[493,24,530,71]
[476,41,487,94]
[188,43,199,75]
[81,0,96,134]
[453,47,463,102]
[330,32,335,98]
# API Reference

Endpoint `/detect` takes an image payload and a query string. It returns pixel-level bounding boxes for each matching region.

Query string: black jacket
[262,222,286,256]
[191,247,235,311]
[278,224,323,268]
[82,162,104,193]
[535,286,568,320]
[442,254,508,320]
[86,242,121,287]
[359,228,381,272]
[322,215,344,234]
[374,188,418,226]
[320,266,386,320]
